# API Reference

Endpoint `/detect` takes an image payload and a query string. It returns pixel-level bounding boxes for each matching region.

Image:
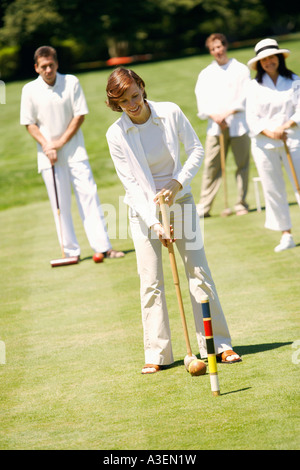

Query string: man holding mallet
[195,33,251,217]
[20,46,124,264]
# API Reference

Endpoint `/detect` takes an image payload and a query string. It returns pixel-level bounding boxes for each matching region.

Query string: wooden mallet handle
[219,131,228,208]
[159,195,193,357]
[284,141,300,195]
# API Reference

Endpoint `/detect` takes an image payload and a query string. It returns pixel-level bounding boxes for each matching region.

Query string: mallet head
[221,207,233,217]
[184,354,197,371]
[50,256,79,267]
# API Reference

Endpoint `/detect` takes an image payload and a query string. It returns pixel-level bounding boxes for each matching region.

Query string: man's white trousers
[42,161,111,257]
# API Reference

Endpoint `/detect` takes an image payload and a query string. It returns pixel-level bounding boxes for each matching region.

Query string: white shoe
[274,233,296,253]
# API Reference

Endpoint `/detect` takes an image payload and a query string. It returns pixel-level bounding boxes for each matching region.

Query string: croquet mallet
[50,165,79,267]
[219,130,233,217]
[284,141,300,208]
[159,195,194,361]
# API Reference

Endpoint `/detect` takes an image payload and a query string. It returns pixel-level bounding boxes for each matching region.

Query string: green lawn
[0,40,299,450]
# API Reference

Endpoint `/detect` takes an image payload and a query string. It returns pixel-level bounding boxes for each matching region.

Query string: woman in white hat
[246,38,300,252]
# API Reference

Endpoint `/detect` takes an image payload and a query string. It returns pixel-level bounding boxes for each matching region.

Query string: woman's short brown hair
[106,67,147,112]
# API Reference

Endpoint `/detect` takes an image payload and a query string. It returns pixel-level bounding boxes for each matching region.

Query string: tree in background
[0,0,299,80]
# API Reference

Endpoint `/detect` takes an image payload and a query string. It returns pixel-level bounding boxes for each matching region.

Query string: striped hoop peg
[200,295,220,396]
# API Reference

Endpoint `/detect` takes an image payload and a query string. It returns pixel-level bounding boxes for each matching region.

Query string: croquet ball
[189,359,206,376]
[93,253,105,263]
[184,354,197,371]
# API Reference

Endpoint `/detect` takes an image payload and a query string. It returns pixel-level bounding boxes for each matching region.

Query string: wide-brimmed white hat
[247,38,290,70]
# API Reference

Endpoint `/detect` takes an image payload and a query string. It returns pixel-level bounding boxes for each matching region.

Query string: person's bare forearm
[261,120,296,141]
[26,123,57,165]
[26,115,85,165]
[26,123,48,147]
[210,110,238,130]
[46,115,85,151]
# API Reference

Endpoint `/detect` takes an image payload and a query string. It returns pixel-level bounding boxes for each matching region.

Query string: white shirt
[246,73,300,150]
[106,100,204,228]
[195,58,250,136]
[135,117,174,191]
[20,72,89,172]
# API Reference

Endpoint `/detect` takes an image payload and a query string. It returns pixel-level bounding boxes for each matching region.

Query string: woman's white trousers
[252,143,300,231]
[130,193,232,365]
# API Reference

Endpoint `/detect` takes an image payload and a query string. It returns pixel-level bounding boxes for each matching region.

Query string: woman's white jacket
[106,100,204,228]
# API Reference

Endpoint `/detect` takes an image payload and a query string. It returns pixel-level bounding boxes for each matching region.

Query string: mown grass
[0,40,299,450]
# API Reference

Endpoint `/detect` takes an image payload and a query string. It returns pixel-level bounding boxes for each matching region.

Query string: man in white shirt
[20,46,124,263]
[195,33,251,217]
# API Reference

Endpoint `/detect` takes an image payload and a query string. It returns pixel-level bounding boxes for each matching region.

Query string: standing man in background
[20,46,124,263]
[195,33,251,217]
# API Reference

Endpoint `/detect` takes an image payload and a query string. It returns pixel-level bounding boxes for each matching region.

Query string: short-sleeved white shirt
[20,72,89,172]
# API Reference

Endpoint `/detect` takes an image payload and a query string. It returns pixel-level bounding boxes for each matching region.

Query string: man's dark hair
[34,46,57,64]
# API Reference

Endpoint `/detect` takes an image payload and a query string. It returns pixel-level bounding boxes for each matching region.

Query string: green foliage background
[1,0,300,80]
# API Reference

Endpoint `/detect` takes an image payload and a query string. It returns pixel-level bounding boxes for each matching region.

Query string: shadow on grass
[166,342,292,370]
[80,248,135,262]
[219,387,252,396]
[162,343,293,396]
[249,200,298,213]
[219,342,293,396]
[206,200,298,217]
[234,342,292,357]
[164,359,186,370]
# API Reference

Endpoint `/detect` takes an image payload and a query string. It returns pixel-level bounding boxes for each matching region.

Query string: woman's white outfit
[106,101,232,365]
[246,74,300,234]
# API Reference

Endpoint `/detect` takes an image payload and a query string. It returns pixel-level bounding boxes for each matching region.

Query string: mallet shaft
[219,131,229,209]
[200,295,220,396]
[159,196,193,357]
[52,165,65,259]
[284,141,300,198]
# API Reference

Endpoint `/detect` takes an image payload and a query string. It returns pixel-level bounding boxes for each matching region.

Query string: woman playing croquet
[246,38,300,252]
[105,68,242,373]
